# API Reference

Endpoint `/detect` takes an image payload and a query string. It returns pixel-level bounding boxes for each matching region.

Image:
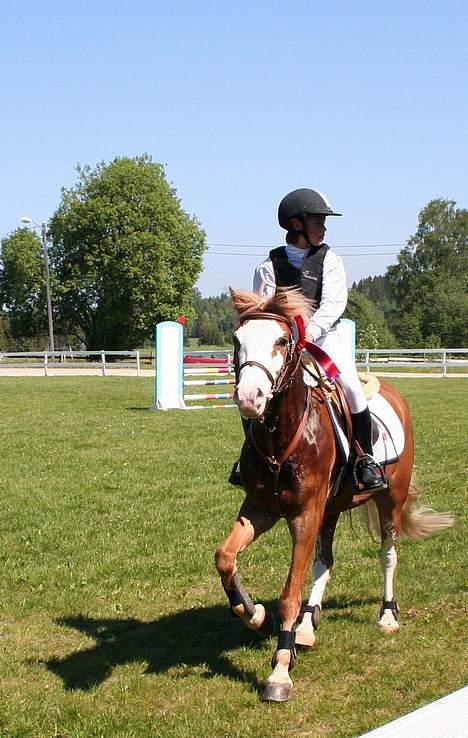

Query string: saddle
[302,356,405,497]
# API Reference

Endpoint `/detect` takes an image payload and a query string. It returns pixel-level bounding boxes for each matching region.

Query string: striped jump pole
[183,373,236,409]
[153,320,236,410]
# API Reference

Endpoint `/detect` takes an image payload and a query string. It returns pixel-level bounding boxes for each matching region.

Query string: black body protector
[269,244,329,303]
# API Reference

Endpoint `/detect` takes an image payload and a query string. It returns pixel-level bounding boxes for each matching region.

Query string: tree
[344,289,396,348]
[187,290,236,346]
[386,199,467,347]
[48,155,206,349]
[0,228,48,341]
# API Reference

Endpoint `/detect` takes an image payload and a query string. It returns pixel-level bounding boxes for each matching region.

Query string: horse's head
[230,287,314,418]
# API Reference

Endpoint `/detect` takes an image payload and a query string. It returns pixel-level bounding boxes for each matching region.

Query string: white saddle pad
[328,392,405,465]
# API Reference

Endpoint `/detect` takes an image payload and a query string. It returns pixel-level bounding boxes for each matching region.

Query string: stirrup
[353,454,388,491]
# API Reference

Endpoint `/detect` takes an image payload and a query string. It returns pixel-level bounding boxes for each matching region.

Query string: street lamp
[20,216,55,352]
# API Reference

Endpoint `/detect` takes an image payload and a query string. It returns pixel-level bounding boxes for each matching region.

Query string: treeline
[188,198,467,349]
[1,196,466,351]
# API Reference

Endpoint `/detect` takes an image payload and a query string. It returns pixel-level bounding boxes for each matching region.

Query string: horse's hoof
[294,627,316,649]
[295,608,318,648]
[262,683,292,702]
[377,619,400,634]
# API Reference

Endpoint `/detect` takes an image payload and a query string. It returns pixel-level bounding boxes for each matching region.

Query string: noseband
[235,312,299,397]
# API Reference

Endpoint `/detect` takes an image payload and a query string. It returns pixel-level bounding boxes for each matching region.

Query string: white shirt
[253,245,348,341]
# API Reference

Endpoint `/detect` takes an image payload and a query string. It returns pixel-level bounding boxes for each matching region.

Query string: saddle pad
[327,392,405,466]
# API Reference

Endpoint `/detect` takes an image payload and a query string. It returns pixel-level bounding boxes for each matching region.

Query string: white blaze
[235,319,288,417]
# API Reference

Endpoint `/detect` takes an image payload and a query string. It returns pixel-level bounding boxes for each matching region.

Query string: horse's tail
[400,475,454,539]
[360,474,454,540]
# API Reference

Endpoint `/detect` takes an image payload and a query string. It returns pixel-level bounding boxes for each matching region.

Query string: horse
[214,287,453,703]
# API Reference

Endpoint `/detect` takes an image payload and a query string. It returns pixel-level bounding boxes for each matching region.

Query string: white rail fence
[355,348,468,376]
[0,348,467,377]
[0,350,147,376]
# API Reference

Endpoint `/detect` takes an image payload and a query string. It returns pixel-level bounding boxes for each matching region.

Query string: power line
[206,243,408,250]
[207,250,402,257]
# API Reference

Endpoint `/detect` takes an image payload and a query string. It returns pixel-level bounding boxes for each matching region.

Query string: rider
[230,187,386,491]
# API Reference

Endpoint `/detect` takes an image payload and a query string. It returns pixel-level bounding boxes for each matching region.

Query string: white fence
[0,350,149,376]
[356,348,468,376]
[0,348,467,377]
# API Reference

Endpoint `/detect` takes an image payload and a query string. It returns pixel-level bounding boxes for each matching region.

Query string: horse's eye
[275,337,289,349]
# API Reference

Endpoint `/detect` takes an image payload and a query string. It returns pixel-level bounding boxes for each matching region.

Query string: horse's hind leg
[295,512,340,647]
[215,499,277,635]
[375,497,400,633]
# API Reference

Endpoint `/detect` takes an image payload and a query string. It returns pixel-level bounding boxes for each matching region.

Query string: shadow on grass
[323,595,382,624]
[43,596,380,692]
[44,603,277,693]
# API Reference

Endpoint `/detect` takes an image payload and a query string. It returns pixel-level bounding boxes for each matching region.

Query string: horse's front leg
[295,512,340,648]
[215,499,278,634]
[263,505,323,702]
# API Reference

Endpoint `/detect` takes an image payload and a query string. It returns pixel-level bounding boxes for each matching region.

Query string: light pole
[20,216,55,352]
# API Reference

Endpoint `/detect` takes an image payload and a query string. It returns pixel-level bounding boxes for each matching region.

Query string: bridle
[235,312,301,398]
[234,311,313,495]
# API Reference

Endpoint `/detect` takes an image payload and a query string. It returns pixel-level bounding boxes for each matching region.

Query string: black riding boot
[228,418,251,486]
[351,407,387,491]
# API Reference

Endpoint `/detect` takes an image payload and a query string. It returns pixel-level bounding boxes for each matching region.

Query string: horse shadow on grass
[44,602,276,693]
[43,596,381,692]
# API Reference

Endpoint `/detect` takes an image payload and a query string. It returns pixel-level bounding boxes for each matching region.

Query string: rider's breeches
[315,329,367,414]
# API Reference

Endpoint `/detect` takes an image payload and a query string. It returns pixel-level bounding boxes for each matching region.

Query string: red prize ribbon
[294,315,340,381]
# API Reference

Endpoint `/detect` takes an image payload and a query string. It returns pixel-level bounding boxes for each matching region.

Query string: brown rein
[236,311,313,491]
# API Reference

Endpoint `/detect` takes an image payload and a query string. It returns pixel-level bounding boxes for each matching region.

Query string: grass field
[0,377,466,738]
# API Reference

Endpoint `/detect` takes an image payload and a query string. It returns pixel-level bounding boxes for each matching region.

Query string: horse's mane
[230,286,315,323]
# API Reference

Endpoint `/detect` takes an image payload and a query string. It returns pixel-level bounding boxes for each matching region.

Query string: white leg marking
[378,532,399,633]
[295,559,330,647]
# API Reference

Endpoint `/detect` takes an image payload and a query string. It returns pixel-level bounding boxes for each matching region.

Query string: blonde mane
[230,286,315,323]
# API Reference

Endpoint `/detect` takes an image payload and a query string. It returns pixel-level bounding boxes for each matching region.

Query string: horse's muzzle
[234,386,267,418]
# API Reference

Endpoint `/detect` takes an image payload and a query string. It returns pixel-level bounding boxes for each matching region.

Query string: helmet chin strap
[286,214,312,247]
[297,214,313,248]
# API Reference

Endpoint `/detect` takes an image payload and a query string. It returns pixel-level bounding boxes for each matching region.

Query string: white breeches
[315,329,367,414]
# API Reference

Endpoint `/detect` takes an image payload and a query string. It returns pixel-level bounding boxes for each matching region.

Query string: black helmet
[278,188,342,229]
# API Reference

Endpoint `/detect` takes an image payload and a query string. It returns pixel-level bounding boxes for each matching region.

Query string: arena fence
[0,350,147,376]
[356,348,468,375]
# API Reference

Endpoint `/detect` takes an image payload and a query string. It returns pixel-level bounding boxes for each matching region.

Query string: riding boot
[228,418,251,486]
[351,407,387,490]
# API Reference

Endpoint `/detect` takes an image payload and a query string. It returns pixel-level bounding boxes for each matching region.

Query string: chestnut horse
[215,287,452,702]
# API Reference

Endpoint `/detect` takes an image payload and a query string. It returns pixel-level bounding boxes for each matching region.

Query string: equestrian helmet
[278,188,342,229]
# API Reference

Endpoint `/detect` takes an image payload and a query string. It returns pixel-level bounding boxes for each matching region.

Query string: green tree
[188,290,235,346]
[0,228,48,341]
[344,289,396,348]
[387,199,467,347]
[48,155,206,348]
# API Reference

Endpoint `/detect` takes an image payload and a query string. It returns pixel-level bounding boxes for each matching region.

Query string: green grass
[0,378,466,738]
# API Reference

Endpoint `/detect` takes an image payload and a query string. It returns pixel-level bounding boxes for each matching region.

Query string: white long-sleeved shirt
[252,245,348,341]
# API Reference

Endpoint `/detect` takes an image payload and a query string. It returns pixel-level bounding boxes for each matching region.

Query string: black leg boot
[228,418,251,486]
[351,408,387,491]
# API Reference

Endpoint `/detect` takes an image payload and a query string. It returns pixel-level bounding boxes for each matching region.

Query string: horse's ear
[229,287,259,316]
[229,287,243,315]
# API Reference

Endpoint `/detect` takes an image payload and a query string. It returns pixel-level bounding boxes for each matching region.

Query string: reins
[236,311,314,495]
[248,385,312,478]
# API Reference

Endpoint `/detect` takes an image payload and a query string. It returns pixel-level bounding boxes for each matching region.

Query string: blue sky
[1,0,467,296]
